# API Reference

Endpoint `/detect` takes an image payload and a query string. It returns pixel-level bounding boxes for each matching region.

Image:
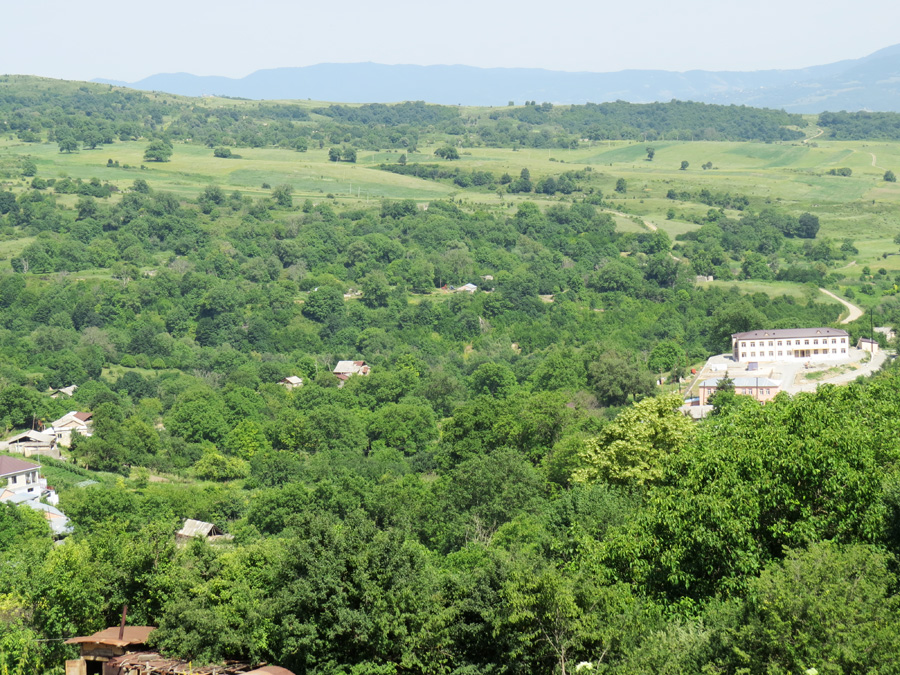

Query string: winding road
[819,287,863,324]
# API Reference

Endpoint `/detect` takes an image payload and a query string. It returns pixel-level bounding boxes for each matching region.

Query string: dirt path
[870,152,882,169]
[819,287,864,323]
[804,127,824,143]
[604,209,657,231]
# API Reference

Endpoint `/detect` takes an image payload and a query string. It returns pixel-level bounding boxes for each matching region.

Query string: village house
[0,455,46,500]
[279,375,304,390]
[0,429,59,458]
[0,456,71,535]
[731,328,849,363]
[66,625,296,675]
[48,410,93,446]
[66,626,156,675]
[857,336,879,353]
[333,360,371,386]
[698,376,780,405]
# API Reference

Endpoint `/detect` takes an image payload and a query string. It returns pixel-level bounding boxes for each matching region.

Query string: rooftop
[177,518,226,538]
[103,653,293,675]
[0,456,40,477]
[732,327,848,341]
[700,377,780,388]
[66,626,155,647]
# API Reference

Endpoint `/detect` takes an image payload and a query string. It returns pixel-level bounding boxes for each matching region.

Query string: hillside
[1,80,900,674]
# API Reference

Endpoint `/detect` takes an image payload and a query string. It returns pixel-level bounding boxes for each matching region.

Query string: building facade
[698,376,780,405]
[731,328,849,363]
[48,411,93,446]
[0,456,46,499]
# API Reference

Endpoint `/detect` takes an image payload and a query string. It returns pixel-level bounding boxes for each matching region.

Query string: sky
[4,0,900,82]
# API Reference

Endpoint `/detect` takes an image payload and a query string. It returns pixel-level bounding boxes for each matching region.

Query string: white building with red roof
[48,410,93,446]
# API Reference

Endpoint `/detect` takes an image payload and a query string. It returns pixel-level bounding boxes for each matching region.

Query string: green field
[4,130,900,290]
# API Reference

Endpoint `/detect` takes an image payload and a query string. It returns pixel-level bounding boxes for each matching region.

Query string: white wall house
[731,328,849,363]
[48,411,93,446]
[0,456,47,500]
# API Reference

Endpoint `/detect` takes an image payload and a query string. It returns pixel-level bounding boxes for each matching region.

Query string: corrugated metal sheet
[65,626,155,647]
[103,652,293,675]
[177,519,223,538]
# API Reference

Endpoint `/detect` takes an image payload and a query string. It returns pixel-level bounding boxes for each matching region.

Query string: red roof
[0,456,40,477]
[73,412,93,421]
[65,626,155,647]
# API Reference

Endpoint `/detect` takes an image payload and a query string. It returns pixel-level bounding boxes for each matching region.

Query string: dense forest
[818,110,900,140]
[0,77,808,153]
[1,80,900,674]
[5,367,900,674]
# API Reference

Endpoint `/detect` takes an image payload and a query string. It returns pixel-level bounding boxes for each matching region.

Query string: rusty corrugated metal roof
[104,652,293,675]
[65,626,155,647]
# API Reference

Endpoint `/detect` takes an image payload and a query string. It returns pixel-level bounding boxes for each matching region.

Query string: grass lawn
[695,279,845,304]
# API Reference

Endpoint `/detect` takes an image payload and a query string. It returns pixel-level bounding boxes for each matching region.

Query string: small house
[50,384,78,399]
[65,626,155,675]
[48,411,93,446]
[0,456,46,500]
[0,429,59,458]
[333,360,370,386]
[458,283,478,293]
[279,375,304,390]
[857,337,879,353]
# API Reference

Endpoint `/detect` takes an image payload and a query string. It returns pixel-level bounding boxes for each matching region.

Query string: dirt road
[819,287,863,323]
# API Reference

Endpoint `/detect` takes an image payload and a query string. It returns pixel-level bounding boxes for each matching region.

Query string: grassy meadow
[4,121,900,295]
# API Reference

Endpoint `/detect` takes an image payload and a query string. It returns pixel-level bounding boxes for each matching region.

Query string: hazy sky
[5,0,899,81]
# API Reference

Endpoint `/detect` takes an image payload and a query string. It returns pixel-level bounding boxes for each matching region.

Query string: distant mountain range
[94,45,900,112]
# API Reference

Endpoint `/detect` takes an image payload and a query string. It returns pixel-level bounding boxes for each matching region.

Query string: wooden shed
[65,626,155,675]
[176,518,233,544]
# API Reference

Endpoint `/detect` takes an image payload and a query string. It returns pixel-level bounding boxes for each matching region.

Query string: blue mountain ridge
[94,44,900,112]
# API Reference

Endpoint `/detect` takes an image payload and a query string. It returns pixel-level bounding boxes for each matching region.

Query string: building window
[750,342,755,347]
[769,351,774,356]
[768,341,773,346]
[841,348,846,353]
[741,353,746,358]
[832,349,837,354]
[777,341,782,346]
[840,338,845,343]
[751,352,756,357]
[804,340,810,345]
[787,350,793,356]
[741,342,747,348]
[778,351,782,356]
[813,339,818,345]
